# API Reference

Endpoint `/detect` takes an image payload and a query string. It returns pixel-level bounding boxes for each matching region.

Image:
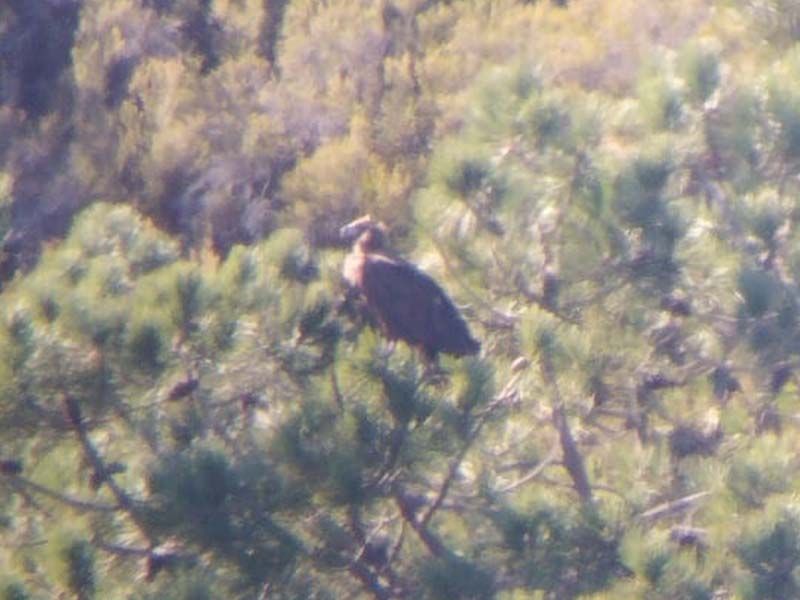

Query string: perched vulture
[340,215,480,364]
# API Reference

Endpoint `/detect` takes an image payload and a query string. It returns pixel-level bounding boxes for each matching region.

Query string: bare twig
[427,233,517,329]
[385,525,405,571]
[94,540,151,557]
[637,491,711,523]
[514,275,580,325]
[497,443,560,494]
[258,582,271,600]
[331,365,344,410]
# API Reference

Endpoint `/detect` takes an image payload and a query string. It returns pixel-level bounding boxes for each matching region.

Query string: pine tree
[7,1,800,598]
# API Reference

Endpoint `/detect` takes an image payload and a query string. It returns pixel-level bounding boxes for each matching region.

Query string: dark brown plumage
[340,215,480,363]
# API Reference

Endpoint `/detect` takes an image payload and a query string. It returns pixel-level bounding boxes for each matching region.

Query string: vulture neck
[343,232,389,287]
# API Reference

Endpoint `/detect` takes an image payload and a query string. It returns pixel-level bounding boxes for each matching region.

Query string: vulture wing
[359,255,480,359]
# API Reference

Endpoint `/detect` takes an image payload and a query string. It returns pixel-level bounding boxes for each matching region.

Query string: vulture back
[359,254,480,361]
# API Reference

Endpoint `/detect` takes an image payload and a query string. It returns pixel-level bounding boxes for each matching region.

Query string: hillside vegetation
[4,0,800,598]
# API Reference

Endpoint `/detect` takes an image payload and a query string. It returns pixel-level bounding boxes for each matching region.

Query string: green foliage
[131,570,218,600]
[768,87,800,163]
[727,459,788,509]
[619,529,712,600]
[374,363,431,425]
[646,561,712,600]
[736,507,800,600]
[494,504,626,596]
[126,317,168,374]
[738,268,779,318]
[63,539,96,600]
[419,555,495,600]
[70,204,180,275]
[638,74,685,131]
[6,1,800,598]
[1,582,29,600]
[145,446,303,589]
[454,358,494,412]
[679,42,721,103]
[445,154,495,199]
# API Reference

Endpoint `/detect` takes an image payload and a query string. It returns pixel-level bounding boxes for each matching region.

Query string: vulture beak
[340,215,376,244]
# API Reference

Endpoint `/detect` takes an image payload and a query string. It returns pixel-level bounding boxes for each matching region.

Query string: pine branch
[393,488,446,557]
[348,561,392,600]
[331,505,404,599]
[419,442,471,530]
[394,380,514,560]
[540,353,593,503]
[96,539,192,582]
[7,476,117,513]
[552,404,592,502]
[422,386,510,527]
[61,394,155,543]
[63,396,138,512]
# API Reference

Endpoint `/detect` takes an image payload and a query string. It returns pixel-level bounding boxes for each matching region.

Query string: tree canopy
[4,0,800,598]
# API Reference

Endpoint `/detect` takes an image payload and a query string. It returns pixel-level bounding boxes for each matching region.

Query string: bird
[339,215,480,368]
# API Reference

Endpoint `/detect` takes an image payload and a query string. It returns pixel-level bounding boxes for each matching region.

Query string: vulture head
[340,215,389,252]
